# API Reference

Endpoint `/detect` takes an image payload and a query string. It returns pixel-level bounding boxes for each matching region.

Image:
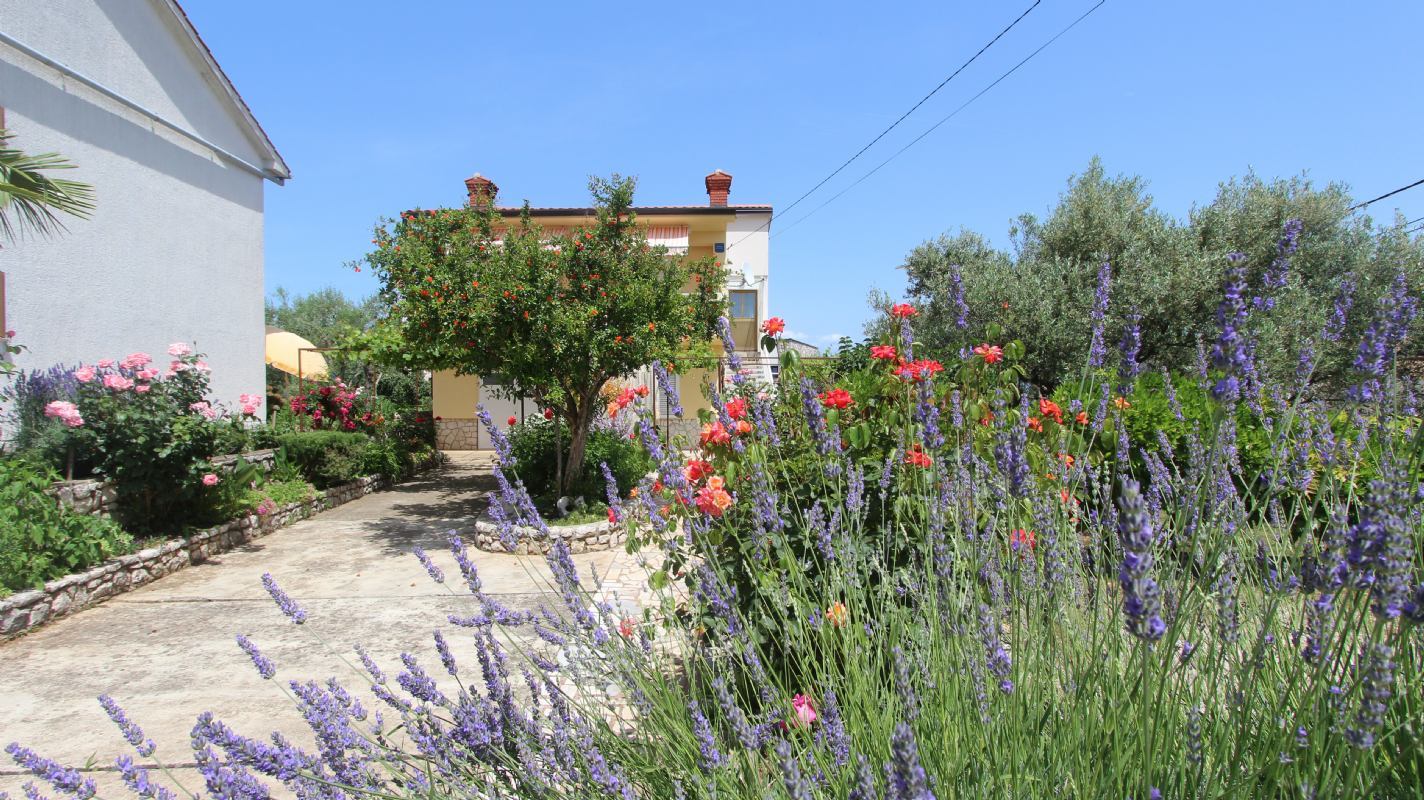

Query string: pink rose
[194,360,210,372]
[202,473,219,487]
[136,368,160,381]
[120,352,152,369]
[44,401,84,427]
[3,329,14,338]
[167,342,192,357]
[72,365,96,383]
[135,384,151,394]
[102,374,135,391]
[188,401,220,420]
[790,694,817,728]
[97,359,115,369]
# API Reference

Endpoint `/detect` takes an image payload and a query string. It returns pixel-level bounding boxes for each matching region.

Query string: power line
[775,0,1109,239]
[727,1,1043,251]
[1348,178,1424,212]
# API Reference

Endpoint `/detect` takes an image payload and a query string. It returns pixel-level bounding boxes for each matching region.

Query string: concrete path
[0,453,653,797]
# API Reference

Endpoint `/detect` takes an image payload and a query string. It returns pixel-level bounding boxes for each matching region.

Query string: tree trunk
[558,385,602,497]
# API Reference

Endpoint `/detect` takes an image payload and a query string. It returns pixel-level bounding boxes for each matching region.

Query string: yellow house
[431,170,773,450]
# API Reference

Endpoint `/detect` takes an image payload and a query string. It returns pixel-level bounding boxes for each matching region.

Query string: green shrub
[360,437,405,478]
[508,418,651,505]
[0,457,132,593]
[276,430,371,488]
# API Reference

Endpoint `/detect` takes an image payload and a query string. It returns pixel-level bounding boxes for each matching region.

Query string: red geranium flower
[889,303,918,319]
[761,317,786,335]
[895,359,945,382]
[973,344,1004,364]
[819,388,854,410]
[1038,398,1064,424]
[870,345,897,360]
[725,396,748,420]
[507,415,517,426]
[1010,529,1036,553]
[904,445,932,468]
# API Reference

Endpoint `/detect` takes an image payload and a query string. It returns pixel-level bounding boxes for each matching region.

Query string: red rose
[507,416,517,426]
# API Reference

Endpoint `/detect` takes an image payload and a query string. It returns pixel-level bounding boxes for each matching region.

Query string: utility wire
[775,0,1109,239]
[1347,178,1424,211]
[726,1,1043,251]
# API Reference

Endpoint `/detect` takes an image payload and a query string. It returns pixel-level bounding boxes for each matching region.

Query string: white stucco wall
[0,0,271,410]
[726,211,772,320]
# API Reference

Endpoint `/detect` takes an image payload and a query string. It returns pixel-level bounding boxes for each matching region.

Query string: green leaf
[649,569,669,590]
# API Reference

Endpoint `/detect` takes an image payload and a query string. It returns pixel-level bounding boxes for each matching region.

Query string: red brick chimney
[705,169,732,207]
[464,173,498,208]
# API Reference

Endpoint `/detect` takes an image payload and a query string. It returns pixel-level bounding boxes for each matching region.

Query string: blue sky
[185,0,1423,348]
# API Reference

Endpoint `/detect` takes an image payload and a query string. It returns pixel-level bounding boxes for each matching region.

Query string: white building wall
[0,0,270,410]
[725,211,771,330]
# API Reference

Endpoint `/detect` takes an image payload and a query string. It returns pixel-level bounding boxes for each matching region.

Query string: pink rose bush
[289,378,374,432]
[47,343,268,533]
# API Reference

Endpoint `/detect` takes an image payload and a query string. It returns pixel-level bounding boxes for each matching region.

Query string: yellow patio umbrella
[265,326,329,379]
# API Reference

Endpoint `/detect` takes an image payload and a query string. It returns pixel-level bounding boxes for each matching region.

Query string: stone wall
[472,515,625,555]
[3,473,389,640]
[47,449,278,519]
[435,418,479,450]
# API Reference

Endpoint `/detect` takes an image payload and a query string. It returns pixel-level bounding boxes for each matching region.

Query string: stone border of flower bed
[472,512,625,555]
[46,449,279,518]
[2,453,446,640]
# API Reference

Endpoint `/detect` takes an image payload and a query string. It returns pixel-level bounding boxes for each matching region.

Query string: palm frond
[0,128,96,243]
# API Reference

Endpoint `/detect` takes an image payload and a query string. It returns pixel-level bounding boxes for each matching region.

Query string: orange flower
[1026,416,1044,433]
[1075,411,1089,425]
[819,388,854,409]
[870,345,897,360]
[761,317,786,335]
[1038,398,1064,424]
[889,303,918,319]
[695,485,733,516]
[1114,395,1131,410]
[904,445,933,468]
[826,602,849,628]
[618,617,636,638]
[700,421,731,447]
[707,475,726,491]
[1010,529,1036,553]
[735,420,753,435]
[973,344,1004,364]
[683,460,713,482]
[725,396,748,420]
[1057,452,1076,468]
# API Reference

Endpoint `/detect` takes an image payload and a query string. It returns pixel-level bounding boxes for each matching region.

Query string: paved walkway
[0,453,655,797]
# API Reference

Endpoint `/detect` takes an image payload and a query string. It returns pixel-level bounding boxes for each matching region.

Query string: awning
[643,225,689,255]
[490,224,688,254]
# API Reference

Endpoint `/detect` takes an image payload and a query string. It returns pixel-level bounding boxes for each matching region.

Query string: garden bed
[472,508,625,555]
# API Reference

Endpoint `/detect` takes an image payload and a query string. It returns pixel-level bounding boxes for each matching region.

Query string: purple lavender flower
[1350,272,1419,401]
[97,695,156,757]
[1117,478,1166,642]
[977,604,1013,694]
[850,754,879,800]
[1347,643,1395,749]
[260,573,306,624]
[1210,253,1253,405]
[775,739,814,800]
[411,547,444,583]
[114,755,176,800]
[712,677,760,751]
[950,264,969,329]
[432,630,458,676]
[689,701,727,770]
[717,317,745,384]
[886,723,936,800]
[600,461,623,522]
[751,392,780,445]
[4,744,95,800]
[1253,217,1302,311]
[652,360,682,417]
[234,635,276,680]
[475,403,513,464]
[893,645,921,719]
[817,691,850,767]
[916,380,943,449]
[1088,260,1112,368]
[1118,312,1142,392]
[1323,275,1356,342]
